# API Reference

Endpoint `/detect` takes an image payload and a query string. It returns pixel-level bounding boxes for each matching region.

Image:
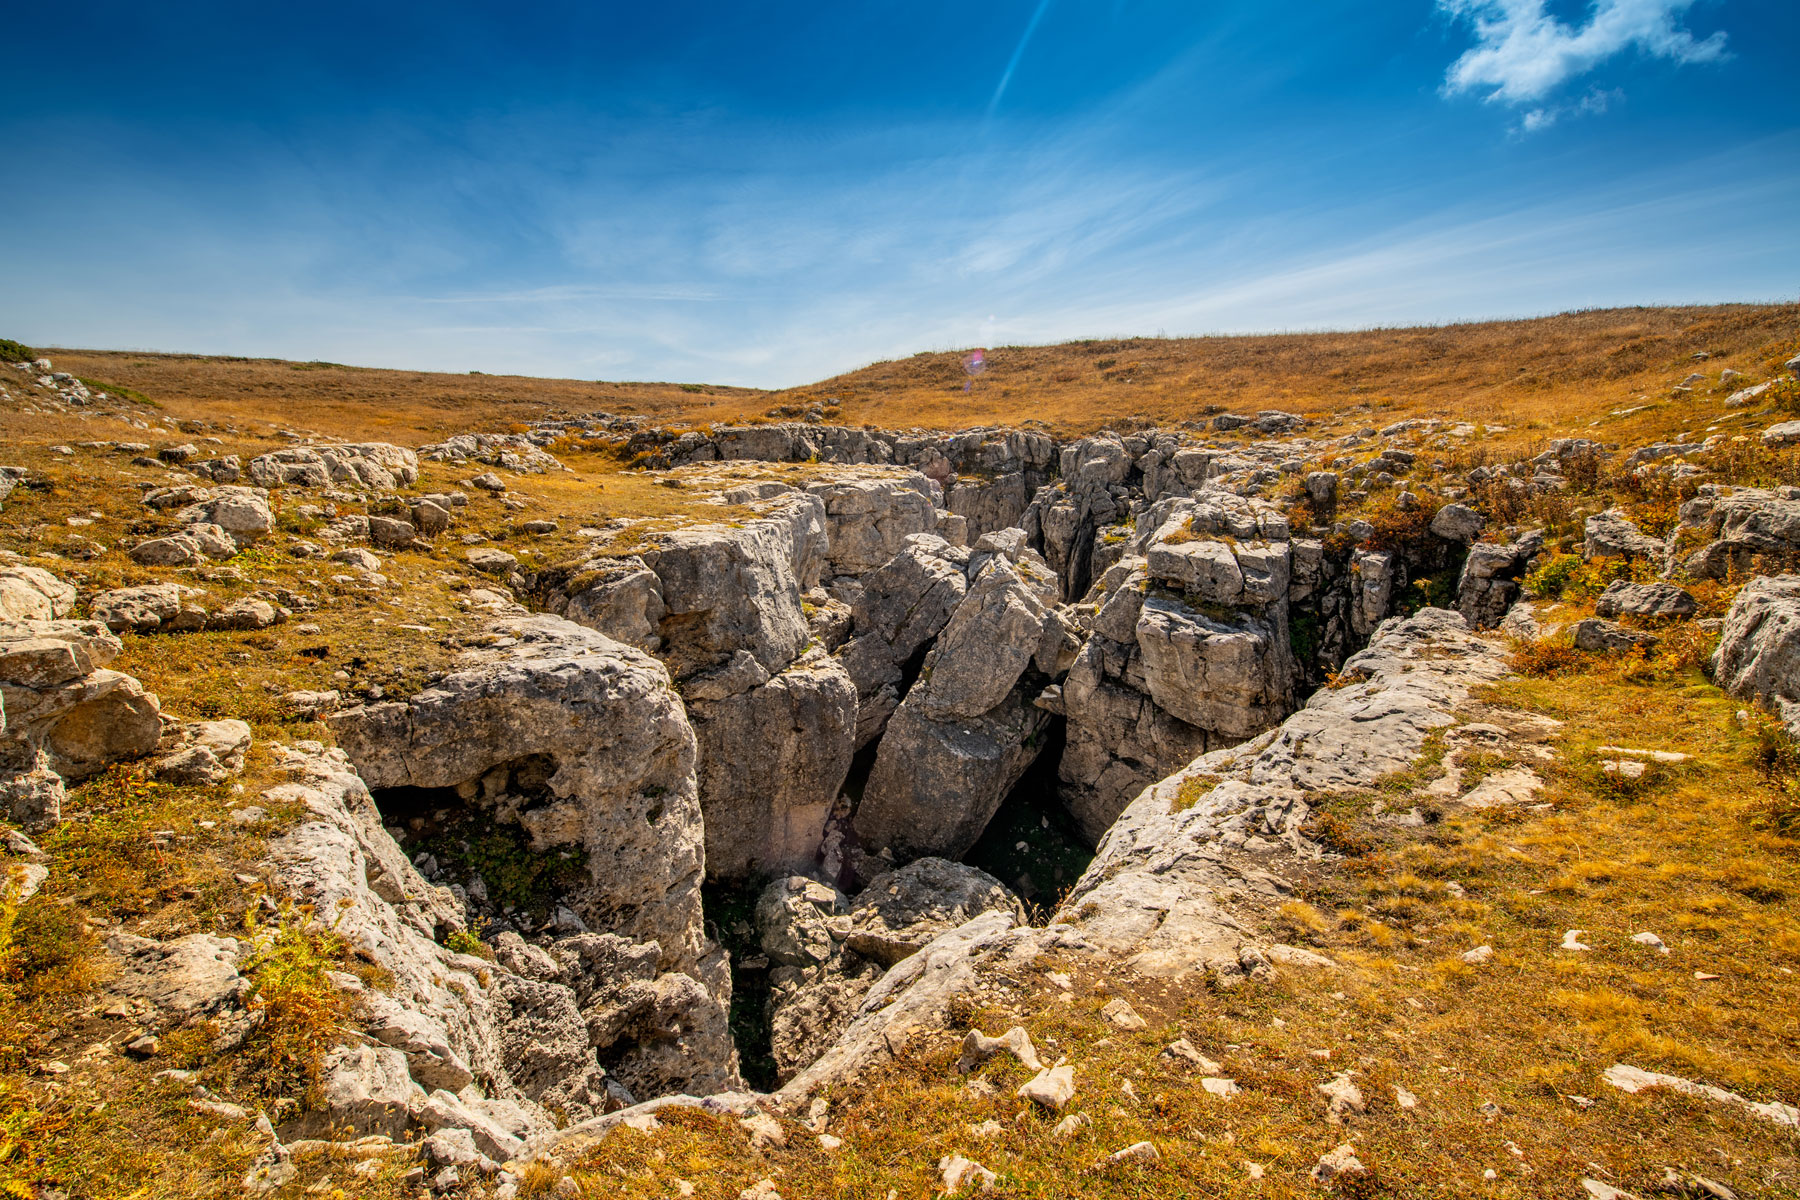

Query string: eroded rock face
[1712,575,1800,737]
[833,534,970,748]
[1054,608,1507,980]
[804,474,941,576]
[638,493,826,679]
[687,650,857,880]
[1674,486,1800,579]
[755,860,1022,1086]
[545,556,667,653]
[0,617,161,826]
[329,614,715,978]
[262,742,736,1131]
[1456,532,1544,629]
[247,443,420,490]
[1057,493,1305,841]
[854,553,1061,863]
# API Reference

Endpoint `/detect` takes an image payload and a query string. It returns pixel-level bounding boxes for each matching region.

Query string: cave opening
[961,718,1093,922]
[368,757,592,942]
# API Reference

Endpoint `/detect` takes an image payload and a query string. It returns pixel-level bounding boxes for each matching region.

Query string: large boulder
[247,443,421,490]
[1583,509,1664,562]
[853,555,1060,862]
[329,615,716,980]
[1712,575,1800,737]
[173,486,275,543]
[1674,487,1800,579]
[546,556,666,653]
[685,650,857,881]
[0,567,75,622]
[1455,532,1543,630]
[636,493,826,679]
[0,618,161,826]
[833,534,969,747]
[88,583,204,634]
[844,858,1023,966]
[804,474,940,576]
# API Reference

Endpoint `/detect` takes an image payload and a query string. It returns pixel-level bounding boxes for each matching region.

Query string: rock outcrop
[1051,609,1506,980]
[329,614,721,987]
[1712,575,1800,737]
[0,615,161,827]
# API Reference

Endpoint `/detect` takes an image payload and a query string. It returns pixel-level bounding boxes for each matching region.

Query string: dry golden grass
[43,302,1800,447]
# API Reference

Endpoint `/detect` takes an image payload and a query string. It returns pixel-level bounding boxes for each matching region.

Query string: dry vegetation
[3,305,1799,1196]
[47,303,1800,450]
[531,662,1799,1199]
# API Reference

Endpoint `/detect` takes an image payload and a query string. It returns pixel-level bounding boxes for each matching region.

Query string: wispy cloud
[1439,0,1729,117]
[988,0,1055,116]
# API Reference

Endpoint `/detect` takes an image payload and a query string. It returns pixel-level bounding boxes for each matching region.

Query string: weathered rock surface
[329,614,720,983]
[1594,580,1697,619]
[1712,575,1800,737]
[247,444,420,490]
[1050,609,1506,980]
[845,858,1022,966]
[686,649,857,880]
[1456,532,1543,629]
[855,553,1061,862]
[0,616,161,826]
[1673,486,1800,578]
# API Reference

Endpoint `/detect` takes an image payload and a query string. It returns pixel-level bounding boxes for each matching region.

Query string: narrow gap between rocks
[962,720,1093,921]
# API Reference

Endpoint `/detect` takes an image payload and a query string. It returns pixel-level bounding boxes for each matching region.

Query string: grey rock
[0,567,75,622]
[1428,503,1484,543]
[1594,580,1697,620]
[88,583,196,633]
[1572,618,1657,654]
[1712,575,1800,738]
[845,858,1022,966]
[1583,509,1664,562]
[687,650,856,880]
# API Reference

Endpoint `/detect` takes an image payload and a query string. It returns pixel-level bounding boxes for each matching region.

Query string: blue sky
[1,0,1795,388]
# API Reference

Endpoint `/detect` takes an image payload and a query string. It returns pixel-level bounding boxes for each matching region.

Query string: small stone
[937,1154,997,1193]
[1103,1141,1160,1167]
[1394,1084,1418,1109]
[1244,1161,1265,1179]
[957,1026,1043,1074]
[1629,932,1670,955]
[1560,929,1592,951]
[1201,1077,1240,1097]
[1160,1038,1220,1072]
[1017,1064,1077,1111]
[737,1182,781,1200]
[1318,1071,1364,1119]
[1461,945,1494,964]
[1052,1112,1091,1138]
[1101,998,1146,1030]
[1311,1144,1366,1184]
[817,1134,842,1152]
[1582,1180,1642,1200]
[124,1034,160,1058]
[739,1111,786,1149]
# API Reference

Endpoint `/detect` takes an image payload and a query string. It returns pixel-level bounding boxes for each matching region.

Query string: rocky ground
[0,334,1797,1199]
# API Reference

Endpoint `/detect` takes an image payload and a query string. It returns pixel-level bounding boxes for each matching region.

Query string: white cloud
[1440,0,1728,106]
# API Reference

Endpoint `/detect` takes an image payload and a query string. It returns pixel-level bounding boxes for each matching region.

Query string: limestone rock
[1053,609,1505,982]
[1712,575,1800,737]
[0,567,76,622]
[330,615,715,978]
[88,583,199,634]
[1594,580,1697,619]
[549,556,666,653]
[1573,618,1656,654]
[1584,509,1664,562]
[845,858,1022,966]
[804,474,939,576]
[686,650,856,881]
[638,493,825,679]
[248,444,420,490]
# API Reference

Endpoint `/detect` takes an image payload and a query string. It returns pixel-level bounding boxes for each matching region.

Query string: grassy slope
[49,304,1800,450]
